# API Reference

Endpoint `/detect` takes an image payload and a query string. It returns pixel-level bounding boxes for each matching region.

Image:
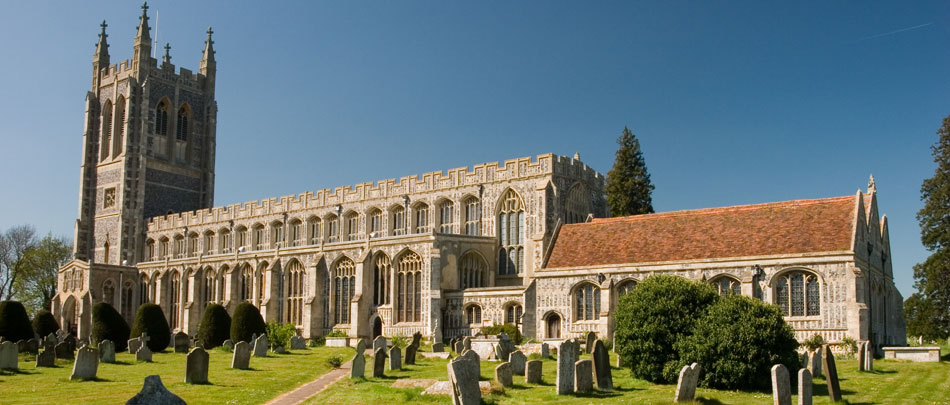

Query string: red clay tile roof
[544,195,857,269]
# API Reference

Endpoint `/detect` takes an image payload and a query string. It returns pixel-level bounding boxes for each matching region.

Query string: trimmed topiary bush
[130,303,171,352]
[32,309,60,338]
[230,302,266,343]
[481,323,523,344]
[675,295,800,390]
[197,304,231,349]
[615,275,719,383]
[0,301,35,342]
[91,302,131,351]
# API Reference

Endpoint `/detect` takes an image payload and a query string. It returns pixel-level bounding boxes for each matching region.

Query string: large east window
[497,189,525,275]
[396,251,423,323]
[775,271,820,317]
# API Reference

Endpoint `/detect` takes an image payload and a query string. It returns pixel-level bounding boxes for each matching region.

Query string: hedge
[91,302,131,351]
[130,303,171,352]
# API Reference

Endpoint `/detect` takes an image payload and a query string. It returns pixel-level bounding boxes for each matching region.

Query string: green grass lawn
[308,346,950,404]
[0,345,351,405]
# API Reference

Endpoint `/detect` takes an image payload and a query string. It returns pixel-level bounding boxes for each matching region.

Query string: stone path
[265,361,352,405]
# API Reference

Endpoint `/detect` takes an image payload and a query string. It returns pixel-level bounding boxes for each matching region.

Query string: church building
[54,4,906,351]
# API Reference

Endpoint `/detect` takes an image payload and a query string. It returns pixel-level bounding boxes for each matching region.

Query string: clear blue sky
[1,1,946,298]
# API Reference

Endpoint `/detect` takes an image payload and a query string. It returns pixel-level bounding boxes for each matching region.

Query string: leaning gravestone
[463,336,472,351]
[185,347,210,384]
[253,334,268,357]
[509,350,526,375]
[454,341,464,354]
[56,341,74,359]
[432,342,444,352]
[36,348,55,367]
[585,331,596,354]
[462,349,481,378]
[0,341,18,370]
[858,341,867,372]
[674,363,701,403]
[136,344,153,362]
[174,332,190,353]
[232,341,250,369]
[821,345,842,402]
[99,339,116,363]
[405,342,419,365]
[351,339,366,379]
[798,368,813,405]
[526,359,543,384]
[70,346,100,380]
[574,359,593,393]
[373,336,387,353]
[771,364,791,405]
[556,339,579,395]
[495,362,513,388]
[389,345,402,371]
[592,339,613,390]
[373,347,387,378]
[496,333,516,362]
[863,342,873,371]
[447,355,481,405]
[807,350,822,377]
[126,375,186,405]
[128,337,142,355]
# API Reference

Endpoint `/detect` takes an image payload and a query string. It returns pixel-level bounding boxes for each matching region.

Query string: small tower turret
[132,1,152,75]
[200,27,216,78]
[162,43,172,67]
[92,21,109,89]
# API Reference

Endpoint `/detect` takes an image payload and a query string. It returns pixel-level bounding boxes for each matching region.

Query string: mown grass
[308,345,950,404]
[0,345,351,405]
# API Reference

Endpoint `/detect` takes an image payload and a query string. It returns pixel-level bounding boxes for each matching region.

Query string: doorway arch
[372,316,383,339]
[545,312,561,339]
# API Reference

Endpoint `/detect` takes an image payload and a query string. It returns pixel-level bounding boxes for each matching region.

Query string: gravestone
[253,334,268,357]
[540,342,550,359]
[462,349,481,377]
[585,331,596,354]
[447,355,481,405]
[863,342,873,371]
[771,364,791,405]
[223,339,234,350]
[858,341,867,372]
[126,375,186,405]
[389,345,402,370]
[55,341,74,359]
[99,339,116,363]
[290,336,307,350]
[674,362,701,402]
[70,346,100,380]
[45,333,57,347]
[136,344,153,362]
[28,338,41,354]
[232,341,250,369]
[495,333,516,362]
[36,348,55,367]
[373,347,386,378]
[185,347,210,384]
[432,342,444,352]
[64,335,77,351]
[592,339,613,390]
[807,350,822,377]
[405,332,423,365]
[454,341,464,354]
[16,339,27,353]
[274,346,287,354]
[128,337,142,354]
[821,345,841,402]
[174,332,190,353]
[373,336,387,353]
[556,339,579,395]
[574,359,593,393]
[495,362,513,388]
[351,339,367,378]
[526,360,543,384]
[0,341,18,370]
[798,368,812,405]
[462,336,472,351]
[509,350,526,375]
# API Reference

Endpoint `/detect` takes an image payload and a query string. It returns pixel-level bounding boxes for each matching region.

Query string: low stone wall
[882,347,941,362]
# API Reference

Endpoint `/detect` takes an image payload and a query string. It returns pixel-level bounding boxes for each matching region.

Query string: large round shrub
[197,304,231,348]
[615,275,719,383]
[32,309,60,337]
[230,302,266,343]
[130,303,171,352]
[675,295,800,390]
[0,301,35,341]
[91,302,130,351]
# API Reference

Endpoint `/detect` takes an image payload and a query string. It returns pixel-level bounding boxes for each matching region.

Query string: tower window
[175,107,189,162]
[497,189,525,275]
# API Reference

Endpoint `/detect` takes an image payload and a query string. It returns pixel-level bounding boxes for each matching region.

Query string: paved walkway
[265,360,352,405]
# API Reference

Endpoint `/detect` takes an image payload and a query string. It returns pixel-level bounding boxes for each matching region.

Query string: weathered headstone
[174,332,190,353]
[462,349,481,377]
[556,339,579,395]
[28,338,41,354]
[253,334,268,357]
[674,362,701,403]
[771,364,791,405]
[0,341,18,370]
[185,347,210,384]
[526,359,543,384]
[274,346,287,354]
[16,339,27,353]
[351,339,367,378]
[540,342,550,359]
[495,333,516,362]
[55,341,74,359]
[432,342,444,352]
[36,348,55,367]
[373,347,386,378]
[70,346,100,380]
[509,350,526,375]
[128,337,142,354]
[806,350,822,377]
[858,341,867,372]
[136,344,153,362]
[585,331,596,354]
[462,336,472,351]
[290,336,307,350]
[373,336,387,353]
[389,345,402,370]
[447,355,481,405]
[863,342,873,371]
[405,342,418,365]
[99,339,116,363]
[45,333,57,348]
[574,359,594,393]
[798,368,812,405]
[223,339,234,350]
[454,341,464,354]
[495,362,513,388]
[231,341,250,369]
[592,339,613,390]
[126,375,186,405]
[821,345,841,402]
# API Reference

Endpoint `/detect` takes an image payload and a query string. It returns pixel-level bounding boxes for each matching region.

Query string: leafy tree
[0,225,38,301]
[91,302,130,351]
[15,234,71,313]
[0,300,35,341]
[913,114,950,340]
[230,302,266,343]
[32,309,60,337]
[605,127,655,216]
[197,304,231,349]
[614,275,718,383]
[130,303,171,352]
[904,292,945,341]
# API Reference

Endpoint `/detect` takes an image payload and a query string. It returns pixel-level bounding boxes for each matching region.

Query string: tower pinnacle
[200,27,216,76]
[94,20,109,63]
[162,43,172,65]
[136,2,151,41]
[132,1,153,74]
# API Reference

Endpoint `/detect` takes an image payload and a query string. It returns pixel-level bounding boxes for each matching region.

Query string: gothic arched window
[617,279,637,296]
[155,101,170,157]
[566,183,591,224]
[284,261,306,327]
[373,254,391,306]
[466,304,482,325]
[307,216,322,245]
[712,276,741,297]
[344,211,359,241]
[396,251,423,323]
[438,200,455,233]
[391,205,406,236]
[326,214,339,243]
[333,257,356,324]
[100,100,113,161]
[203,231,215,255]
[175,106,189,162]
[459,252,487,289]
[113,96,126,159]
[203,268,215,307]
[497,189,525,276]
[288,219,302,247]
[775,271,820,317]
[271,221,284,248]
[367,209,382,236]
[413,203,429,234]
[505,303,523,325]
[169,271,181,329]
[464,196,481,236]
[240,264,253,302]
[102,279,115,305]
[122,281,135,322]
[573,282,601,321]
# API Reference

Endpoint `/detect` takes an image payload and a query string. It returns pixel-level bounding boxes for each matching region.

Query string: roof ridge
[589,195,855,224]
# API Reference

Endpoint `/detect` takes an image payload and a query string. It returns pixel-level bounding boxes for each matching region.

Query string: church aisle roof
[544,195,857,269]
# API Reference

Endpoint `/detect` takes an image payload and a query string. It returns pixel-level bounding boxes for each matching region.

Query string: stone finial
[573,152,581,160]
[162,43,172,64]
[868,174,876,193]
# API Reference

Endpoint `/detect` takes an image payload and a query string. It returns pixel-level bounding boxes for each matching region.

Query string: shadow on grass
[109,360,134,366]
[694,397,726,405]
[73,377,113,382]
[0,368,39,375]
